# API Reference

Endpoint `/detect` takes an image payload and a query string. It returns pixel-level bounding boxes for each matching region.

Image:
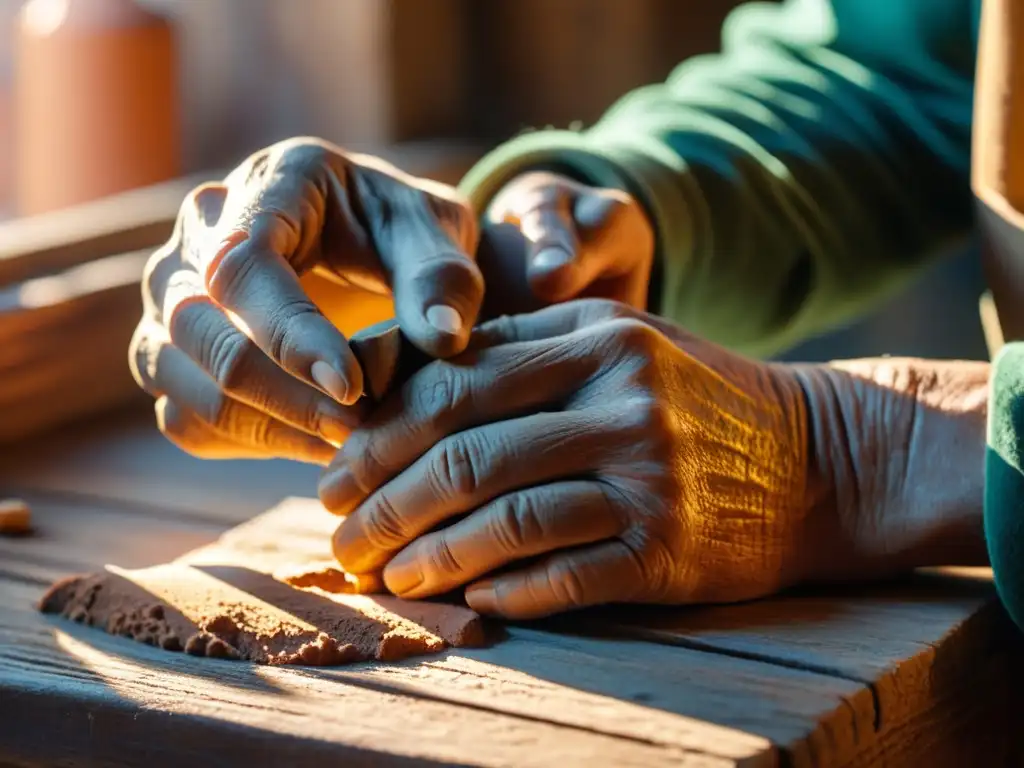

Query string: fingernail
[317,410,350,448]
[426,304,463,336]
[465,581,497,613]
[318,465,360,513]
[383,556,424,596]
[311,360,349,403]
[532,247,573,275]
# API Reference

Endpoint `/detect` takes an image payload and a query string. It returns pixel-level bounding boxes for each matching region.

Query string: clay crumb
[202,614,240,644]
[0,498,32,536]
[184,633,210,656]
[206,637,240,660]
[160,634,183,652]
[68,606,88,624]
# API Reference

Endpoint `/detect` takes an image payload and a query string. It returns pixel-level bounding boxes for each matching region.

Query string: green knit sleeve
[459,0,977,357]
[986,342,1024,631]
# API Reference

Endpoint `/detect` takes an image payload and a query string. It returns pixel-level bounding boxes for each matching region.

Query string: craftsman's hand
[488,172,655,309]
[130,137,482,464]
[320,299,814,618]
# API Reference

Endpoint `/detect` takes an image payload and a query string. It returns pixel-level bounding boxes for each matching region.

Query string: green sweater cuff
[985,341,1024,631]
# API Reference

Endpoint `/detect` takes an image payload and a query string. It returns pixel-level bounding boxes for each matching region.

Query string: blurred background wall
[0,0,989,361]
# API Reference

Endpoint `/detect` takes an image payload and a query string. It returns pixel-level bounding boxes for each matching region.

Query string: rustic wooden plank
[3,570,885,767]
[0,252,149,444]
[0,176,204,286]
[0,490,879,767]
[0,492,225,586]
[0,596,709,768]
[564,571,1024,767]
[3,417,1022,765]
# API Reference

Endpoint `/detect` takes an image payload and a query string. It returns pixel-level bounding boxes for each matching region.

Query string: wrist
[788,358,990,585]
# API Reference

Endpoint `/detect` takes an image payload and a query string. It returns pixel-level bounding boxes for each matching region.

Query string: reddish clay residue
[38,561,486,667]
[0,498,32,536]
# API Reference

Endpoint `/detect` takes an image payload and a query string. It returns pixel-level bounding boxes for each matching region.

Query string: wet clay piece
[0,498,32,536]
[39,498,487,665]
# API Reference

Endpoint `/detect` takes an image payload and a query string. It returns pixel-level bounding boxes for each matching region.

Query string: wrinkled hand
[129,138,482,464]
[319,300,813,619]
[488,172,655,309]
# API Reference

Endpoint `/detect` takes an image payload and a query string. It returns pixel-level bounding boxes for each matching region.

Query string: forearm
[461,1,975,358]
[791,358,989,584]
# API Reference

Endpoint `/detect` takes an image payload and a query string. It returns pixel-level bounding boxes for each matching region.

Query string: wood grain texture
[1,413,1022,766]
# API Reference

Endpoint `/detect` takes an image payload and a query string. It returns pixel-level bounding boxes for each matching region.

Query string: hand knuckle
[128,323,155,391]
[271,137,332,172]
[141,242,180,307]
[209,332,255,391]
[200,390,234,433]
[622,394,673,438]
[208,240,258,301]
[606,317,659,354]
[155,397,188,441]
[409,366,471,424]
[363,493,407,550]
[424,537,463,577]
[344,433,386,495]
[621,529,675,599]
[430,435,484,498]
[266,299,321,363]
[546,560,589,608]
[580,298,635,324]
[491,493,545,553]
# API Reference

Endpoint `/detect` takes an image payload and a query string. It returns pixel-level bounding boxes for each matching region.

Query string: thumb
[520,188,629,303]
[514,193,584,302]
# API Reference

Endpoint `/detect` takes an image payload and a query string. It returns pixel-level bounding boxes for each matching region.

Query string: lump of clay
[39,562,486,665]
[38,499,488,666]
[0,498,32,536]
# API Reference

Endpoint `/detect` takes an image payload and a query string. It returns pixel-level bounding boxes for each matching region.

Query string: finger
[352,161,484,358]
[331,409,616,575]
[494,185,584,299]
[464,540,646,620]
[572,192,653,309]
[382,481,623,599]
[154,396,272,460]
[193,164,363,406]
[136,327,336,464]
[319,339,594,516]
[163,271,363,446]
[468,298,639,351]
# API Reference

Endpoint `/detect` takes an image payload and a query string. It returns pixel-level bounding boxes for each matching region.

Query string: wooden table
[1,409,1021,767]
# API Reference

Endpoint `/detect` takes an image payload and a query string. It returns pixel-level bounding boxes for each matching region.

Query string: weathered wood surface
[0,411,1021,767]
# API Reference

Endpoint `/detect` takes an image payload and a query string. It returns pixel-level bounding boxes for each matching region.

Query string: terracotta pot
[13,0,180,216]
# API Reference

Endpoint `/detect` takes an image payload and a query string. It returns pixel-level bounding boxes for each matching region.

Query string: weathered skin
[130,139,650,464]
[131,135,991,621]
[323,301,990,619]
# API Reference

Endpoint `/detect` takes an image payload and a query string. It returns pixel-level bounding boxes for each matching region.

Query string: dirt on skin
[39,561,486,666]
